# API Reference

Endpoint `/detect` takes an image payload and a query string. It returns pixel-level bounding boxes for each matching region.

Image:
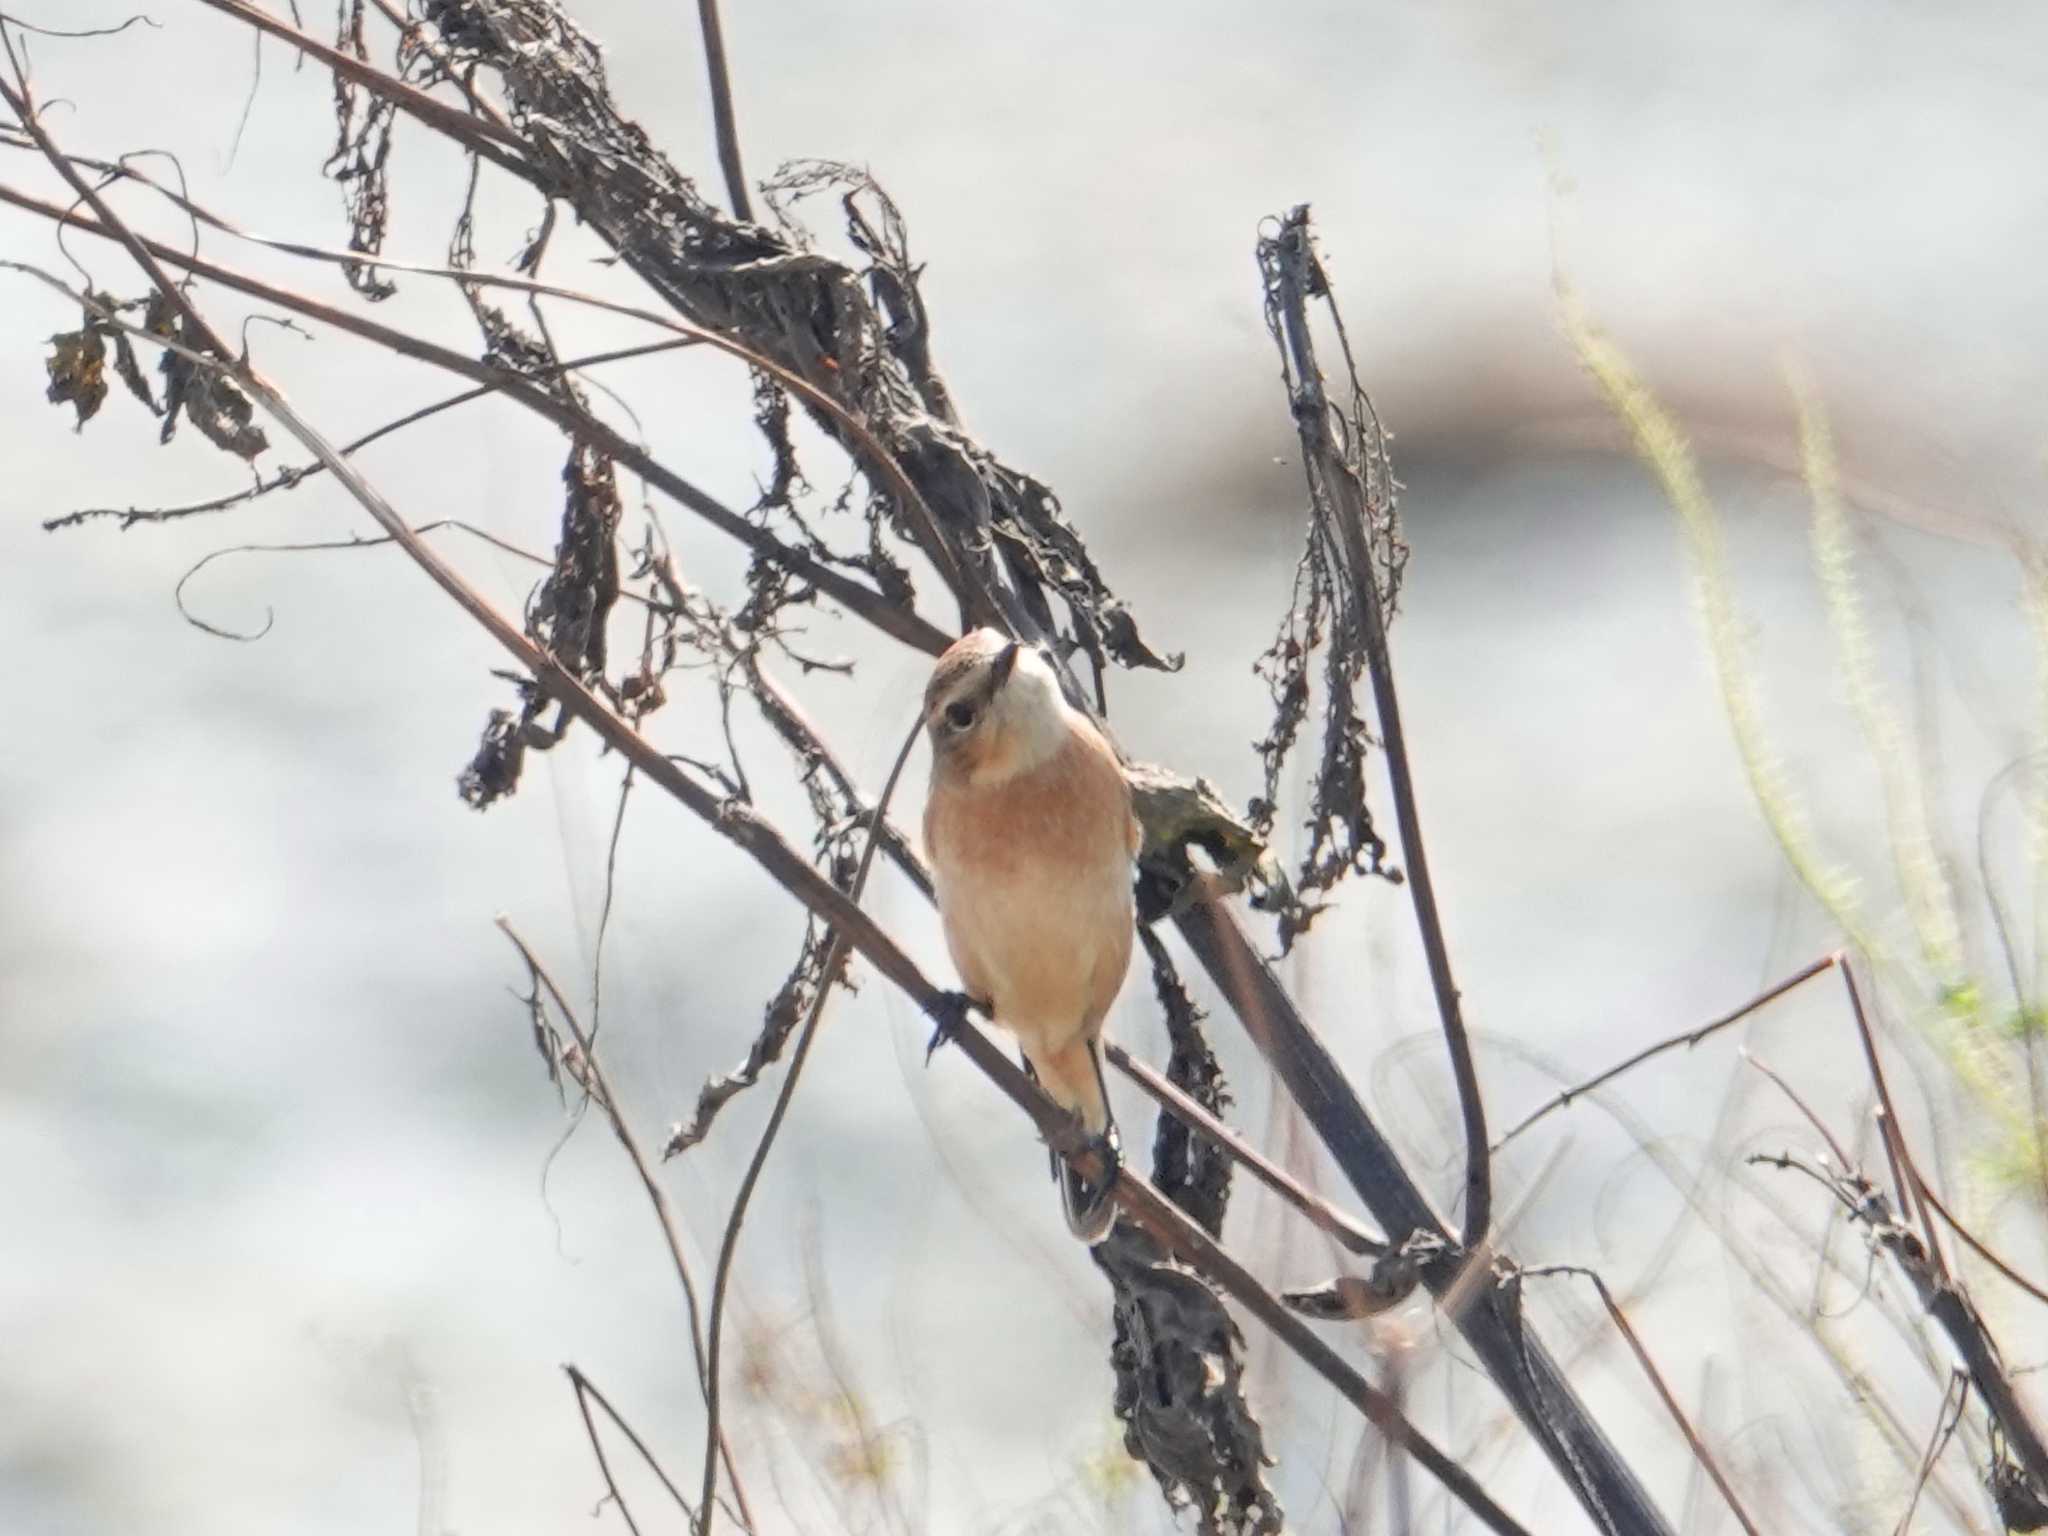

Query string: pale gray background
[4,2,2046,1533]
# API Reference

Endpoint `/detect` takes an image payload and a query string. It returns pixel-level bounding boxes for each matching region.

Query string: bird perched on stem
[921,628,1139,1242]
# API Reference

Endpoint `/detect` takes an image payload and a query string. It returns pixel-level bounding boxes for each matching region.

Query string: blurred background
[4,2,2046,1532]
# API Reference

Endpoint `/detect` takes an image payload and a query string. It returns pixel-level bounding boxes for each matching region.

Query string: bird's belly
[938,847,1132,1048]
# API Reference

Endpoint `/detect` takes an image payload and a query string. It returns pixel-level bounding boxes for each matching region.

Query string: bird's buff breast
[924,734,1135,1047]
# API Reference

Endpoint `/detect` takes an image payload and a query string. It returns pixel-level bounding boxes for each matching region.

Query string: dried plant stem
[1173,896,1674,1535]
[1893,1371,1968,1536]
[1493,953,1840,1150]
[569,1368,650,1536]
[695,714,921,1536]
[1516,1266,1762,1536]
[1103,1039,1387,1258]
[690,0,751,221]
[0,151,972,607]
[1747,1055,2048,1500]
[496,921,754,1531]
[1262,209,1492,1247]
[1909,1173,2048,1310]
[75,180,977,609]
[694,969,833,1536]
[1838,958,1947,1267]
[1249,213,1675,1529]
[43,337,698,531]
[192,0,529,164]
[1608,1082,1987,1532]
[567,1364,704,1527]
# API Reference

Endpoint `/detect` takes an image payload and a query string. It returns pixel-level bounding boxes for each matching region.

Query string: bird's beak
[991,639,1021,690]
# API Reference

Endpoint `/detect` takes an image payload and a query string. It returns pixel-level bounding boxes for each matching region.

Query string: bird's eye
[943,699,977,732]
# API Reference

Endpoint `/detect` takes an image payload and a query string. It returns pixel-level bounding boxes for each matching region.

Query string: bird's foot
[924,990,986,1064]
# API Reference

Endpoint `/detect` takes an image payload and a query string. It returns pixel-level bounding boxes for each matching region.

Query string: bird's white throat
[992,653,1077,772]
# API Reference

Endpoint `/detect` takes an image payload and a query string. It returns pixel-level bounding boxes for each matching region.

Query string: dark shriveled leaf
[40,291,155,429]
[531,439,622,680]
[178,369,269,460]
[107,318,159,415]
[1143,929,1233,1239]
[148,292,268,460]
[1087,934,1277,1533]
[44,322,107,428]
[403,9,1170,678]
[1095,1229,1284,1536]
[458,674,559,810]
[326,0,399,301]
[1247,214,1404,950]
[663,917,841,1159]
[1993,1454,2048,1532]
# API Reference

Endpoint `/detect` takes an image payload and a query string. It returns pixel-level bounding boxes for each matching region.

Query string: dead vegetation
[4,4,2046,1533]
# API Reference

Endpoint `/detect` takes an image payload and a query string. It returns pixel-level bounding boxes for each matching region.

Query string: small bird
[921,628,1140,1242]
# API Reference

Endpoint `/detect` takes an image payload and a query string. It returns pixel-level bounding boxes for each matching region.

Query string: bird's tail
[1053,1134,1118,1243]
[1031,1036,1119,1244]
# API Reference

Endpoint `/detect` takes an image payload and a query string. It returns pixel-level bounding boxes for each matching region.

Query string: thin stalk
[567,1364,705,1527]
[691,0,750,221]
[497,922,756,1531]
[1494,954,1839,1150]
[1517,1266,1762,1536]
[695,715,920,1536]
[1103,1039,1387,1258]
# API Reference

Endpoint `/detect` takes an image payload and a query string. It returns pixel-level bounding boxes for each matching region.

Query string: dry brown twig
[1510,1264,1762,1536]
[565,1363,711,1532]
[1895,1371,1971,1536]
[690,708,923,1536]
[1257,209,1492,1250]
[1492,952,1842,1151]
[1743,1042,2048,1506]
[496,919,756,1530]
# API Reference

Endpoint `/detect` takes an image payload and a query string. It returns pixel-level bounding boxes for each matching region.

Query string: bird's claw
[924,990,984,1064]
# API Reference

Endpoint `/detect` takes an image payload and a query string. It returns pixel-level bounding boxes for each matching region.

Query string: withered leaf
[458,706,528,810]
[181,371,269,461]
[45,295,167,430]
[147,291,268,461]
[327,0,398,301]
[530,439,622,678]
[44,323,108,429]
[107,322,160,416]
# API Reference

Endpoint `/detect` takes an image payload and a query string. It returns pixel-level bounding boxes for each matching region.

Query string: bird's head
[923,627,1067,783]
